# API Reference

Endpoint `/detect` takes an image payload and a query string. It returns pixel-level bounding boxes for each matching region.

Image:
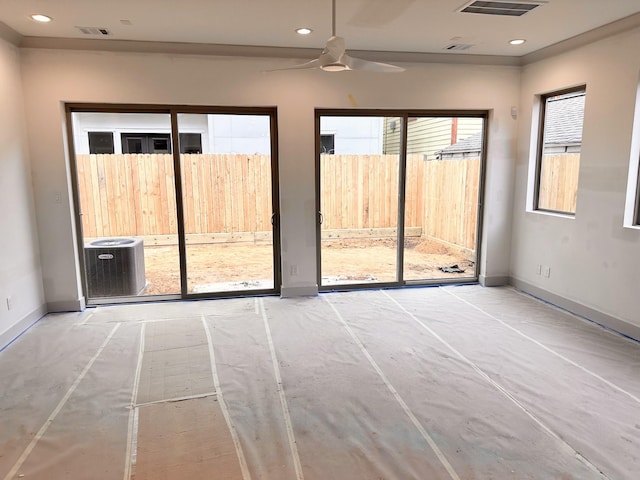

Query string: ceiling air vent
[445,43,475,51]
[458,0,546,17]
[76,26,111,36]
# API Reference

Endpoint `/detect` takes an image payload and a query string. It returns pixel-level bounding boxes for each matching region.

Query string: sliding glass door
[68,105,280,303]
[318,115,402,286]
[317,110,485,289]
[177,113,277,294]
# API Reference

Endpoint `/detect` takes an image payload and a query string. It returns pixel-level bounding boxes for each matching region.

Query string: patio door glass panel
[319,115,402,286]
[403,116,484,281]
[71,112,181,299]
[178,113,276,294]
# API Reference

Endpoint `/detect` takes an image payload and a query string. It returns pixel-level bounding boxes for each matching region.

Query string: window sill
[526,209,575,219]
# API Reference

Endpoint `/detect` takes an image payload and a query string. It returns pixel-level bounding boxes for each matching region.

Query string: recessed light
[296,27,313,35]
[509,39,526,45]
[31,14,52,23]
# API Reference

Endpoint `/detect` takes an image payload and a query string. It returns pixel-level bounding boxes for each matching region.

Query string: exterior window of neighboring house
[121,133,172,154]
[321,134,335,154]
[88,132,114,154]
[534,86,586,215]
[179,133,202,154]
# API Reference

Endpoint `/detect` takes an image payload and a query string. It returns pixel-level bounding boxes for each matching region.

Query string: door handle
[271,212,276,226]
[318,211,324,225]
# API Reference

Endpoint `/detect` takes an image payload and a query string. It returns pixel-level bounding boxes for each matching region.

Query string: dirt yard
[139,237,475,296]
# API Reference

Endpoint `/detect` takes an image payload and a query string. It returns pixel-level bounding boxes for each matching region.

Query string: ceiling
[1,0,640,59]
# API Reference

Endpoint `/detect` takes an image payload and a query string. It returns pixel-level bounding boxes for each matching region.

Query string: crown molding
[13,10,640,68]
[0,20,23,46]
[521,11,640,65]
[19,36,521,67]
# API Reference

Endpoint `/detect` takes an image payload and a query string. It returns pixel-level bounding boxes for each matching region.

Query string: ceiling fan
[270,0,405,73]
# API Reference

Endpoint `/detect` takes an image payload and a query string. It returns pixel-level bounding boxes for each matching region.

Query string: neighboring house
[72,112,273,155]
[436,93,585,160]
[383,117,484,159]
[73,112,386,156]
[436,131,483,159]
[542,90,585,154]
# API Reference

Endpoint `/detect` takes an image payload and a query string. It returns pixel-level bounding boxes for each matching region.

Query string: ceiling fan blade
[348,0,416,28]
[342,54,405,73]
[323,36,346,58]
[264,58,321,72]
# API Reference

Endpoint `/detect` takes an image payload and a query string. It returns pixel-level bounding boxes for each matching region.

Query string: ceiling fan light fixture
[296,27,313,35]
[321,63,350,72]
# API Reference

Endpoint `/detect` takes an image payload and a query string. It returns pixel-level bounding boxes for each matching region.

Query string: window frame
[533,85,586,216]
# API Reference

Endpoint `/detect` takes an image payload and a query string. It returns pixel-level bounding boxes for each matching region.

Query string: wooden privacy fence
[319,154,480,250]
[77,154,273,239]
[538,154,580,213]
[77,153,482,250]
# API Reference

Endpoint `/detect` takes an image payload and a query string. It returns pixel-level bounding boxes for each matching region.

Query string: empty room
[1,1,640,478]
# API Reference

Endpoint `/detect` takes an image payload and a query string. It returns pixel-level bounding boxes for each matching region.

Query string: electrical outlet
[290,265,298,276]
[536,264,542,275]
[543,266,551,278]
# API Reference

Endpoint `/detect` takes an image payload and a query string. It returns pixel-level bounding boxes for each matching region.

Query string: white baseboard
[280,284,319,298]
[0,304,47,352]
[479,274,510,287]
[47,297,86,313]
[510,278,640,342]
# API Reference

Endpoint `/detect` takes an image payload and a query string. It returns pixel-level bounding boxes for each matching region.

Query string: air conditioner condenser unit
[84,238,146,297]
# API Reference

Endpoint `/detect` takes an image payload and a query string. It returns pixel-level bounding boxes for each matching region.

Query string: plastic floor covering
[1,285,639,479]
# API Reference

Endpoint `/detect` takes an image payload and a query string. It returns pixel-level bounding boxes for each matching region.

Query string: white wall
[0,38,45,343]
[512,27,640,332]
[19,48,519,306]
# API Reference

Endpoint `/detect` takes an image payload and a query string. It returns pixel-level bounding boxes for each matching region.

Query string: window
[121,133,171,154]
[624,79,640,228]
[320,134,335,154]
[534,86,586,215]
[88,132,114,154]
[179,133,202,154]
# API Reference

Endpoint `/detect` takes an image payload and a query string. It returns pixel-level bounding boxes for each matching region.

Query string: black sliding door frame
[66,103,281,304]
[315,108,488,291]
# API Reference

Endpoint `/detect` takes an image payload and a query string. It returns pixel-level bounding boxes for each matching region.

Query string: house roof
[439,93,585,156]
[437,132,483,157]
[543,92,585,146]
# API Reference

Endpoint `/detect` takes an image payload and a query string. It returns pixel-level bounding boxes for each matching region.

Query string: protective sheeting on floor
[0,286,639,480]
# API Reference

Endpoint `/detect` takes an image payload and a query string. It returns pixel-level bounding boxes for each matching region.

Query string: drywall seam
[0,304,47,352]
[509,278,640,343]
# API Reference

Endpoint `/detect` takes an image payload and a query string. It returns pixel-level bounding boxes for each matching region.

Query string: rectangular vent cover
[445,43,475,51]
[76,26,111,36]
[458,1,545,17]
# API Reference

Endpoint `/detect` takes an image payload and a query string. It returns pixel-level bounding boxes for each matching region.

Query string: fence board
[77,153,484,250]
[538,154,580,213]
